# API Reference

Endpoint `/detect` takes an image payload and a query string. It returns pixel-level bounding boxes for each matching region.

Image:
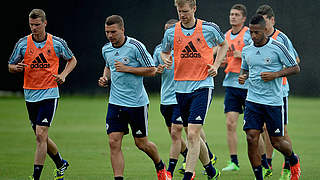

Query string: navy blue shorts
[243,101,284,137]
[283,96,288,125]
[160,104,184,127]
[26,98,58,130]
[176,88,213,125]
[224,87,247,114]
[106,103,148,138]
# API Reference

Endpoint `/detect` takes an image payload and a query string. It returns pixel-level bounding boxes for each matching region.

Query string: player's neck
[254,37,269,47]
[231,24,244,34]
[32,32,46,42]
[182,17,196,29]
[113,35,126,48]
[266,27,274,37]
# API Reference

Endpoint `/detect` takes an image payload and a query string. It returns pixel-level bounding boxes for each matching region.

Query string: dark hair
[29,9,46,22]
[250,14,266,27]
[256,4,275,19]
[231,4,247,17]
[166,19,178,25]
[105,15,124,28]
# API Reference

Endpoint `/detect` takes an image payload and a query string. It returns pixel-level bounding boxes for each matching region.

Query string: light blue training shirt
[102,36,155,107]
[241,38,297,106]
[8,33,74,102]
[161,19,225,93]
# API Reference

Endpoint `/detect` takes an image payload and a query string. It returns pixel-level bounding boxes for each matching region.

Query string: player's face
[249,24,267,45]
[29,18,46,35]
[176,3,196,25]
[105,24,124,46]
[229,9,246,26]
[262,15,275,31]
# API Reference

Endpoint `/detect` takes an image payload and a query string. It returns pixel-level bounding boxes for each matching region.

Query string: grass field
[1,95,320,180]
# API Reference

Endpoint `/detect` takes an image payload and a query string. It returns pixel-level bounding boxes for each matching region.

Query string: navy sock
[114,177,123,180]
[205,142,214,160]
[267,158,272,167]
[48,151,63,169]
[230,154,239,166]
[181,148,188,159]
[287,151,298,166]
[183,172,193,180]
[204,162,216,178]
[167,158,178,177]
[284,156,290,170]
[252,165,263,180]
[261,154,270,169]
[33,164,43,180]
[155,160,165,171]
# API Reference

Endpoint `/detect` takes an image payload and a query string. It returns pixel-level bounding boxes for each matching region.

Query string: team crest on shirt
[264,57,272,64]
[196,37,202,44]
[122,57,130,64]
[176,37,183,44]
[29,48,35,55]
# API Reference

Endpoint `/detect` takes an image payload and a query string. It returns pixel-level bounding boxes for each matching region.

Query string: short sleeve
[8,37,27,64]
[161,28,174,53]
[241,50,249,70]
[52,36,74,60]
[131,40,155,67]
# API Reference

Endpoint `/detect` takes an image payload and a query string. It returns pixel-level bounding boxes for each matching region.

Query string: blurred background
[3,0,320,96]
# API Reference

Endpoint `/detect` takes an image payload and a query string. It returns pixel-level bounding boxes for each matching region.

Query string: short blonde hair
[174,0,196,8]
[29,9,46,22]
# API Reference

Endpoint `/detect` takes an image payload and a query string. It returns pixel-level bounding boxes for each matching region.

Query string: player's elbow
[293,65,300,74]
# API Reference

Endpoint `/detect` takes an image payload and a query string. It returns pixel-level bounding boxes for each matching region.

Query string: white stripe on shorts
[204,88,213,124]
[144,105,148,136]
[50,98,58,126]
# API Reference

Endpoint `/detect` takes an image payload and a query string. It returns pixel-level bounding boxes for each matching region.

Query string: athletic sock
[287,151,298,166]
[204,162,216,178]
[167,158,178,177]
[261,154,270,169]
[183,171,193,180]
[48,151,63,169]
[252,165,263,180]
[114,177,124,180]
[155,160,165,171]
[267,158,272,168]
[181,148,188,159]
[230,154,239,166]
[283,156,290,170]
[205,142,214,160]
[33,164,43,180]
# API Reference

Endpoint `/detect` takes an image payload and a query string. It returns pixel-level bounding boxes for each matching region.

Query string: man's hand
[52,74,66,84]
[98,76,108,87]
[233,50,242,58]
[8,60,28,73]
[207,64,218,77]
[238,74,248,84]
[261,72,278,82]
[114,60,129,72]
[163,55,173,69]
[156,64,165,74]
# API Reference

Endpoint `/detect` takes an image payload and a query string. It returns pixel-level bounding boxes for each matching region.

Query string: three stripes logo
[181,41,201,58]
[30,53,50,69]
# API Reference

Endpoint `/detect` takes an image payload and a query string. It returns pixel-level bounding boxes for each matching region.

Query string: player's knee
[187,131,200,143]
[134,139,148,151]
[226,119,236,131]
[108,137,121,151]
[270,137,281,150]
[246,132,259,146]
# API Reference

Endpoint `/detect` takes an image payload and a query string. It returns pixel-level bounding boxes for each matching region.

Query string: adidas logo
[176,116,182,122]
[136,130,142,135]
[256,50,261,55]
[181,41,201,58]
[30,53,50,69]
[42,118,48,123]
[274,129,280,133]
[115,52,119,56]
[195,116,202,121]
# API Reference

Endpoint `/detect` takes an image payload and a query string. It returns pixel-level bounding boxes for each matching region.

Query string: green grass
[0,95,319,180]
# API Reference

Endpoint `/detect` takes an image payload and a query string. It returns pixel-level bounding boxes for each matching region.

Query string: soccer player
[239,14,301,180]
[8,9,77,180]
[256,5,301,180]
[98,15,170,180]
[154,19,217,178]
[160,0,228,179]
[221,4,251,172]
[154,19,189,178]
